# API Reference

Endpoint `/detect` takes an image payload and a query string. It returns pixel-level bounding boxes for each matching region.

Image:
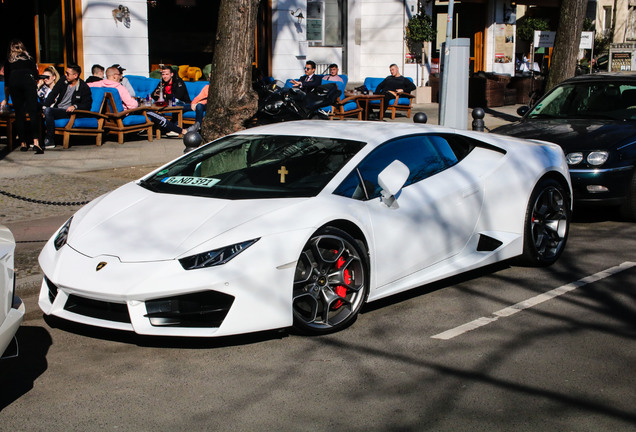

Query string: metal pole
[439,0,455,126]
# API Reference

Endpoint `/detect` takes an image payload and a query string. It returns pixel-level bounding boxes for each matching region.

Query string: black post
[472,107,485,132]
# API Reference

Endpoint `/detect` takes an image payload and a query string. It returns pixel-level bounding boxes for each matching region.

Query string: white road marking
[431,261,636,340]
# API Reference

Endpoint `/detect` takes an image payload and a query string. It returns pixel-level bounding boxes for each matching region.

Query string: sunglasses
[43,75,52,79]
[304,67,313,71]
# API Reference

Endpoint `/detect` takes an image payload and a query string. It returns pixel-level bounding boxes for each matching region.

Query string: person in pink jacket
[87,66,138,110]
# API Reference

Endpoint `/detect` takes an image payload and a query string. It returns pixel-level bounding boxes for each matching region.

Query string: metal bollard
[471,107,485,132]
[413,112,428,124]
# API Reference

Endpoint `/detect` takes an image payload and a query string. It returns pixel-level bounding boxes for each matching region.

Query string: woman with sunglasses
[1,39,42,152]
[37,66,60,103]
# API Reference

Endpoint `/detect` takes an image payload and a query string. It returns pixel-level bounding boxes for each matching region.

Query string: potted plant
[405,13,434,64]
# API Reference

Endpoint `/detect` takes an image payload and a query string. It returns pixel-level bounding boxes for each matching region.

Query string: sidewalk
[0,102,523,178]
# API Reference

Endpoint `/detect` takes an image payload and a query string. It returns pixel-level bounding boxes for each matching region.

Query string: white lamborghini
[1,225,24,358]
[39,121,571,337]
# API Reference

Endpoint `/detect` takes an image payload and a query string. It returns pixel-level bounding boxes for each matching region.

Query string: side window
[334,134,469,200]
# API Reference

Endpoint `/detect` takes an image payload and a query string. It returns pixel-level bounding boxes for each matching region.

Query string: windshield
[528,81,636,121]
[140,134,366,199]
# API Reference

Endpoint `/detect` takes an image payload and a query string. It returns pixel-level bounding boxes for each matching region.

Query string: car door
[334,134,484,289]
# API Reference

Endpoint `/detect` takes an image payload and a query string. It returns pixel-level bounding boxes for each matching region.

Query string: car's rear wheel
[292,227,368,334]
[519,178,570,266]
[619,170,636,221]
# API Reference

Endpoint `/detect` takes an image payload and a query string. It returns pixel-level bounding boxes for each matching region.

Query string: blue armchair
[53,88,109,148]
[125,75,160,99]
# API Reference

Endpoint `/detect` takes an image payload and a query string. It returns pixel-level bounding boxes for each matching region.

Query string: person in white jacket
[87,66,138,110]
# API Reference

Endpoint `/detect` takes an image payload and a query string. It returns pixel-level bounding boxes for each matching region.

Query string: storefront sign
[534,31,556,48]
[611,52,632,71]
[580,32,594,49]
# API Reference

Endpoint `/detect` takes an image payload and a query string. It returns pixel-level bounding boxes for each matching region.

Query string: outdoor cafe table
[344,91,385,121]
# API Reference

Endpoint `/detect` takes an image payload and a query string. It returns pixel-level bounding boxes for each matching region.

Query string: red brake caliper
[332,253,350,310]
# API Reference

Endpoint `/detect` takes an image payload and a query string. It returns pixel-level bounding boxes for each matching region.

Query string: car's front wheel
[292,227,368,334]
[519,178,570,266]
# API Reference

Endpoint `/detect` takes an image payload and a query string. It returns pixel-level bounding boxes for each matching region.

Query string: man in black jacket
[375,64,416,100]
[290,61,322,93]
[151,64,190,104]
[42,63,92,148]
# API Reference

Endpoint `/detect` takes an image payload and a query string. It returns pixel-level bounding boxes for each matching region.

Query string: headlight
[265,100,284,112]
[566,152,583,165]
[587,151,609,166]
[54,217,73,250]
[179,238,259,270]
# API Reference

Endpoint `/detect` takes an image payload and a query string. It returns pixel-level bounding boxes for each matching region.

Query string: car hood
[493,119,636,151]
[67,182,307,262]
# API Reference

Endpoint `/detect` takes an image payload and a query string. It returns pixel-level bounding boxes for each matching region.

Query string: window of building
[307,0,343,47]
[603,6,612,32]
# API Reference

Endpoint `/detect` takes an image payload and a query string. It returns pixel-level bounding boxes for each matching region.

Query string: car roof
[563,72,636,84]
[233,121,452,147]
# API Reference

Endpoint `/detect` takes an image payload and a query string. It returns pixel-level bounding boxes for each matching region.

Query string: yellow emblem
[96,262,107,271]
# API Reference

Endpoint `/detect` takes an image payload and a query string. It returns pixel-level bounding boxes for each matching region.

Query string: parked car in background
[0,225,24,359]
[494,73,636,219]
[39,121,571,338]
[576,54,609,75]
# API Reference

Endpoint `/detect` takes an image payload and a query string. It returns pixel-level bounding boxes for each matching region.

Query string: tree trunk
[202,0,260,142]
[545,0,587,92]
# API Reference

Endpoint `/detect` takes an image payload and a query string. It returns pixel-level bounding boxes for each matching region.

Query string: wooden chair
[0,111,15,151]
[329,80,363,120]
[53,88,109,148]
[384,93,415,119]
[102,90,154,144]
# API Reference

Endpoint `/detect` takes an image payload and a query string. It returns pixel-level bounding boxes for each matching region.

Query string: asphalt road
[1,209,634,431]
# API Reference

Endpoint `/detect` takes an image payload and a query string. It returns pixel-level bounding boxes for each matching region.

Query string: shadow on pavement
[43,314,288,349]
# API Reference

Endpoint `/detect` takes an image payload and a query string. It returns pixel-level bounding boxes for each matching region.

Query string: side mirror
[517,105,530,116]
[377,160,410,208]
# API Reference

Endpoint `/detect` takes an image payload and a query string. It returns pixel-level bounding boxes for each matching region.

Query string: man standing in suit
[290,61,321,93]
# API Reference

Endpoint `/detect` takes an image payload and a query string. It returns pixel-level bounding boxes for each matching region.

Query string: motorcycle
[250,79,341,125]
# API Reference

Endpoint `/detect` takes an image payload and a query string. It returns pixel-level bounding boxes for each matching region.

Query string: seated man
[88,66,138,110]
[151,64,190,104]
[85,64,104,83]
[322,63,343,83]
[375,64,416,103]
[148,64,194,136]
[290,61,321,93]
[42,63,92,148]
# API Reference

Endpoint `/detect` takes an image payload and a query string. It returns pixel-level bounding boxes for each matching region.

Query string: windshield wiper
[138,178,160,192]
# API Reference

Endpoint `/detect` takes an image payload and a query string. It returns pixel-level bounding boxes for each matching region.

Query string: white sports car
[39,121,571,337]
[1,225,24,358]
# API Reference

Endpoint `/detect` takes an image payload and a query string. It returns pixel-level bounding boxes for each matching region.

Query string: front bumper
[569,165,634,205]
[38,234,301,337]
